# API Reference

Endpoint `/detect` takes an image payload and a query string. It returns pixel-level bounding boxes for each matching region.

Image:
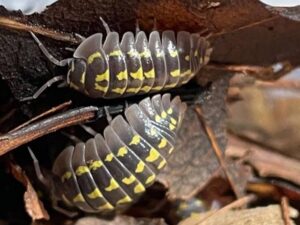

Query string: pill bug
[31,93,186,214]
[24,18,212,101]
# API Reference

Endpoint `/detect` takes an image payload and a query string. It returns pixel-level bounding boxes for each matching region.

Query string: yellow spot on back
[73,193,85,203]
[194,50,198,57]
[156,50,163,58]
[129,135,141,145]
[95,83,108,92]
[126,87,139,93]
[167,108,173,114]
[116,70,128,80]
[127,49,139,58]
[105,153,114,162]
[88,160,103,171]
[168,147,174,154]
[96,69,109,82]
[135,161,145,173]
[98,202,114,210]
[88,188,103,199]
[161,111,167,119]
[122,175,136,185]
[155,114,161,123]
[164,83,177,88]
[130,67,144,80]
[158,138,167,149]
[170,117,177,125]
[185,55,190,61]
[146,148,160,162]
[145,174,156,185]
[134,183,145,193]
[75,166,89,176]
[181,69,192,77]
[112,87,127,94]
[105,178,119,191]
[170,69,180,77]
[150,127,157,136]
[61,171,72,182]
[88,52,102,64]
[140,49,151,58]
[151,86,163,91]
[109,50,122,57]
[80,72,86,84]
[117,195,132,205]
[140,85,152,92]
[169,123,176,131]
[158,159,167,169]
[117,146,128,157]
[144,68,155,78]
[169,49,178,57]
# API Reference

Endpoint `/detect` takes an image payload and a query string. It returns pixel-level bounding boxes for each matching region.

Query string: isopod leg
[74,33,86,42]
[80,124,98,136]
[104,106,113,124]
[30,32,72,67]
[135,19,140,35]
[99,17,111,34]
[52,200,78,218]
[28,147,49,187]
[20,76,66,101]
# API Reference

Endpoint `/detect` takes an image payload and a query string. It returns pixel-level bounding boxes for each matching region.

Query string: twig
[10,100,72,132]
[211,15,279,37]
[0,16,81,43]
[0,106,98,156]
[281,197,291,225]
[206,61,292,80]
[195,105,241,199]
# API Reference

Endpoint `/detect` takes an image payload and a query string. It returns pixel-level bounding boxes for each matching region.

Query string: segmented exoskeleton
[31,94,186,214]
[24,18,212,100]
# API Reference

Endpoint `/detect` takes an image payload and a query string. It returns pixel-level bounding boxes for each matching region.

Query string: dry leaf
[157,77,230,199]
[9,161,49,221]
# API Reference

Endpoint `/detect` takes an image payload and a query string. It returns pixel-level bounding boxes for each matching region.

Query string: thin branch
[281,197,291,225]
[195,105,241,199]
[206,61,292,80]
[0,106,99,156]
[0,16,81,43]
[211,15,279,38]
[10,100,72,132]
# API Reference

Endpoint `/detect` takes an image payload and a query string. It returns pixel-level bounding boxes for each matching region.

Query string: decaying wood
[226,136,300,186]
